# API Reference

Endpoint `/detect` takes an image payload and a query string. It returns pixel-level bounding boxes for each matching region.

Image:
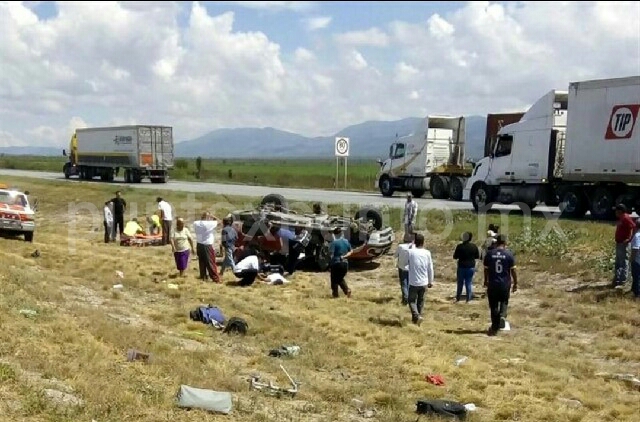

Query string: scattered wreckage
[230,194,395,271]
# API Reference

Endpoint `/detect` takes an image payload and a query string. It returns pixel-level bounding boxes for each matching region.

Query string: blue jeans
[456,267,475,302]
[632,261,640,297]
[398,269,409,304]
[220,245,236,274]
[614,242,630,284]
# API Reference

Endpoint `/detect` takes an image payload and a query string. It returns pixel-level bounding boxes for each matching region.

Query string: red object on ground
[425,374,445,386]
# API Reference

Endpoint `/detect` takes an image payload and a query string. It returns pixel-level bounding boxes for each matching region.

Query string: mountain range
[0,115,489,160]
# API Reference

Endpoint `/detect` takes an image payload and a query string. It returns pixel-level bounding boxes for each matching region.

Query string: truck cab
[463,90,568,212]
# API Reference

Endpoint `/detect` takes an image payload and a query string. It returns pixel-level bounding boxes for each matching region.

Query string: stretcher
[120,234,164,247]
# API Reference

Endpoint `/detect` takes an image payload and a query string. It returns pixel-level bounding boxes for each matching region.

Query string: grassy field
[0,176,638,422]
[0,155,380,192]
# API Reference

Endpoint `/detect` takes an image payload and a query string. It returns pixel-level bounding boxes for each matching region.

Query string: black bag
[223,317,248,335]
[416,399,467,420]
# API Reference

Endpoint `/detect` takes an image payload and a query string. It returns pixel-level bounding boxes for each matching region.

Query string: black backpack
[416,399,467,420]
[223,317,248,335]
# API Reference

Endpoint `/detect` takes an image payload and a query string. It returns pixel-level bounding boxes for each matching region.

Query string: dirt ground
[0,178,638,422]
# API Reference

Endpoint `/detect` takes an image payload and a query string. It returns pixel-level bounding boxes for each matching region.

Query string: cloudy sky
[1,1,639,147]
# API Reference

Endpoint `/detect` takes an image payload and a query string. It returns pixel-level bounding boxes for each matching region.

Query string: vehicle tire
[124,169,131,183]
[63,163,70,179]
[430,175,449,199]
[355,207,383,230]
[379,176,394,197]
[24,232,33,242]
[261,193,288,210]
[448,176,465,201]
[590,187,615,220]
[559,188,587,218]
[411,190,426,198]
[315,243,331,272]
[470,182,492,213]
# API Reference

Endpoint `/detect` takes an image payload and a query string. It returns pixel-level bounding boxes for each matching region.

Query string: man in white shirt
[234,251,260,287]
[403,193,418,241]
[406,233,434,326]
[103,201,114,243]
[193,211,220,283]
[156,197,173,246]
[394,237,414,305]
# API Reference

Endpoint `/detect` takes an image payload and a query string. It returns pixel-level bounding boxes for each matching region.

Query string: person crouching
[233,248,260,287]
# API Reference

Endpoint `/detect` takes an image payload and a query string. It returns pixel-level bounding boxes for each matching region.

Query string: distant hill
[0,115,489,161]
[175,115,488,160]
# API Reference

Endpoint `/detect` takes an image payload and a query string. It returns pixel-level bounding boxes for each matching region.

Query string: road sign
[335,137,349,157]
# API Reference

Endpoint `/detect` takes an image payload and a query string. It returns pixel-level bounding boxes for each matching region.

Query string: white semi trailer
[463,76,640,220]
[63,125,174,183]
[375,115,471,200]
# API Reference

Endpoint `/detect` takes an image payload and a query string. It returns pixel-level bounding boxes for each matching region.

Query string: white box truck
[63,125,174,183]
[375,115,472,200]
[463,76,640,220]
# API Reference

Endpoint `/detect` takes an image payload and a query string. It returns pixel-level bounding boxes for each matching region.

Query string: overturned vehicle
[230,194,395,271]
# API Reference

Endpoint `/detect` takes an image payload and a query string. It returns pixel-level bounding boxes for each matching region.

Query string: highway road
[0,168,560,214]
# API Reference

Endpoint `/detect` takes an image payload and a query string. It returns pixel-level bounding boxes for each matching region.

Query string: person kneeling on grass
[123,218,145,238]
[171,218,195,277]
[234,249,260,287]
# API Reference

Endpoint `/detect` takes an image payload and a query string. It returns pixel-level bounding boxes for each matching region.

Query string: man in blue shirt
[483,234,518,336]
[219,217,238,276]
[269,223,303,276]
[329,227,353,298]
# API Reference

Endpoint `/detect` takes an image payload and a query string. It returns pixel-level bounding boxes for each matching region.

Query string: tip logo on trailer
[605,104,640,140]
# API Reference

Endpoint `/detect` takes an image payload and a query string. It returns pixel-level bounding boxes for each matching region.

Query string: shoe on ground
[499,317,506,329]
[346,290,352,298]
[416,316,423,327]
[487,328,498,336]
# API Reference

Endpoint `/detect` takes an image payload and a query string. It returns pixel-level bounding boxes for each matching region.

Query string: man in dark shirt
[613,204,635,287]
[483,234,518,336]
[269,224,303,276]
[453,231,480,303]
[110,191,126,239]
[219,217,238,276]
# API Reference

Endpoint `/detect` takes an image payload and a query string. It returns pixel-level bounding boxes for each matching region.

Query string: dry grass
[0,176,638,422]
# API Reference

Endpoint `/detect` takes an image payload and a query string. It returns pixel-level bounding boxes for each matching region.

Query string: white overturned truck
[63,125,174,183]
[464,76,640,220]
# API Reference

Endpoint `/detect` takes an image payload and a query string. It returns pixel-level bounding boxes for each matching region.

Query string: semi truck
[375,115,471,200]
[62,125,174,183]
[484,113,525,157]
[463,75,640,220]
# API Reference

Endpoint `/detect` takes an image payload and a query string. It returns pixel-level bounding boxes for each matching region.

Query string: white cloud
[303,15,331,31]
[220,1,316,12]
[0,1,638,149]
[334,27,390,47]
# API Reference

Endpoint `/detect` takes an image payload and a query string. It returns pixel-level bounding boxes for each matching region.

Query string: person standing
[193,212,220,283]
[329,227,353,298]
[403,193,418,241]
[394,236,414,305]
[171,218,194,277]
[406,233,434,326]
[110,191,126,239]
[480,224,499,261]
[453,231,480,303]
[613,204,635,287]
[157,197,173,245]
[630,218,640,299]
[483,234,518,336]
[269,223,302,276]
[220,216,238,276]
[103,201,114,243]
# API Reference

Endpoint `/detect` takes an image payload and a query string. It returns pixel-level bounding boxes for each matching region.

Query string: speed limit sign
[335,137,350,157]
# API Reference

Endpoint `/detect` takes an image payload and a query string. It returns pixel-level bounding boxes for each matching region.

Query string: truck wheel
[355,207,383,230]
[315,243,331,272]
[379,176,394,197]
[590,187,615,220]
[63,164,70,179]
[411,190,426,198]
[448,176,465,201]
[24,232,33,242]
[430,175,449,199]
[261,194,288,210]
[470,182,492,213]
[559,189,587,218]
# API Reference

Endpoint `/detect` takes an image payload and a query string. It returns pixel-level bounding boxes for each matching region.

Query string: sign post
[334,137,349,189]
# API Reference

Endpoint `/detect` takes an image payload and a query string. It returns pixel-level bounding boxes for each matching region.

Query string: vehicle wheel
[379,176,394,197]
[261,193,288,210]
[590,187,615,220]
[470,182,492,213]
[411,190,425,198]
[559,189,587,218]
[430,175,449,199]
[124,169,131,183]
[63,164,70,179]
[355,207,383,230]
[448,176,465,201]
[24,232,33,242]
[315,243,331,272]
